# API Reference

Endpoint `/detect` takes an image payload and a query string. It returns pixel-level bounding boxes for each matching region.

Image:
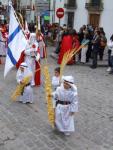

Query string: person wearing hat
[16,33,41,86]
[51,75,78,136]
[16,62,33,104]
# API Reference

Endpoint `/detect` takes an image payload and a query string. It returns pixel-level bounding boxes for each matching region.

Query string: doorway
[89,14,100,28]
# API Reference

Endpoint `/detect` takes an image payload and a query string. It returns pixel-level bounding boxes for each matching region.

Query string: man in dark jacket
[90,30,101,69]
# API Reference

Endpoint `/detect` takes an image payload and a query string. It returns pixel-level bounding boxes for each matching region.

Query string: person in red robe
[16,33,41,86]
[71,30,80,64]
[58,31,73,64]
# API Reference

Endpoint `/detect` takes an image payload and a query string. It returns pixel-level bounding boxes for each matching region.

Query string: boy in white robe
[16,62,33,104]
[52,76,78,136]
[52,67,60,91]
[52,67,60,108]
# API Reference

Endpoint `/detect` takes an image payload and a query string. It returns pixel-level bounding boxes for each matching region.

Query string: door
[89,14,100,28]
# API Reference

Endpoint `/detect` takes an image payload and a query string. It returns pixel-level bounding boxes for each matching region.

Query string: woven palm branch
[11,75,32,101]
[42,65,55,128]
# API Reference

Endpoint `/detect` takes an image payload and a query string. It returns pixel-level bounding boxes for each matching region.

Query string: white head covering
[62,76,74,85]
[16,62,33,84]
[62,76,77,94]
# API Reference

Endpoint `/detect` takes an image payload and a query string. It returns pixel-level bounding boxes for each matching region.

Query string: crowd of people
[35,23,113,74]
[50,24,109,69]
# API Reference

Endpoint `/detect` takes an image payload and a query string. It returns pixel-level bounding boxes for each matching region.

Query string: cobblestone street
[0,46,113,150]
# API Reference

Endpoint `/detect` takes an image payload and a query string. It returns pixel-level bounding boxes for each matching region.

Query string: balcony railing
[85,2,104,11]
[64,3,77,9]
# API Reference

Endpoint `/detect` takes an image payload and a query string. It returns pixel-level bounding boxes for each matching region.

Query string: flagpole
[9,1,27,40]
[13,8,27,39]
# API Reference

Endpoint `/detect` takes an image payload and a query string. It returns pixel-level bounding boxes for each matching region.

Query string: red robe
[58,35,73,64]
[16,50,41,86]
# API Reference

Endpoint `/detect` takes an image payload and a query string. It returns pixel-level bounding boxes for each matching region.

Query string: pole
[53,0,56,22]
[59,18,60,26]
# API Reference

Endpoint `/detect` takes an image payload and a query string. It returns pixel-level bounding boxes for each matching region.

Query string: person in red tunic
[71,30,80,64]
[67,29,80,65]
[58,31,73,64]
[16,33,41,86]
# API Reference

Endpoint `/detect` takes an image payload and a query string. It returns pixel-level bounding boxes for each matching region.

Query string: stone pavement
[0,46,113,150]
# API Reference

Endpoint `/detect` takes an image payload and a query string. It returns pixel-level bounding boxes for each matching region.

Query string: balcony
[64,3,77,10]
[85,2,104,12]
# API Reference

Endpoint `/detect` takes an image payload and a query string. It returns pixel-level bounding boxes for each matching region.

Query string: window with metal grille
[67,0,76,7]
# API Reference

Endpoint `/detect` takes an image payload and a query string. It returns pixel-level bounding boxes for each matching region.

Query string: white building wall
[52,0,89,29]
[74,0,88,32]
[50,0,54,24]
[100,0,113,40]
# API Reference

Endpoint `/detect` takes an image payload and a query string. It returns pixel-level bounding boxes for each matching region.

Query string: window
[91,0,101,5]
[68,0,76,7]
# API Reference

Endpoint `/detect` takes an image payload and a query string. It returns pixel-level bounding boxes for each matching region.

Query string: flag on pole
[4,5,27,77]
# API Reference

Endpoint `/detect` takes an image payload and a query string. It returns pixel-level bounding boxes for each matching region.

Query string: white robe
[16,68,33,104]
[52,76,60,91]
[24,42,39,86]
[81,45,88,63]
[53,85,78,133]
[52,76,60,108]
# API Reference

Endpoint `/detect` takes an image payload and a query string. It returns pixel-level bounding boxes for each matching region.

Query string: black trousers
[99,47,105,60]
[92,51,98,68]
[108,49,112,67]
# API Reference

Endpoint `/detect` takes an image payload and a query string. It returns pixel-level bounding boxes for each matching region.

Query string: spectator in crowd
[107,34,113,74]
[90,29,101,69]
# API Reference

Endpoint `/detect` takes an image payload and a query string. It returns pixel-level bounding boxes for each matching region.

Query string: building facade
[0,0,8,23]
[50,0,113,39]
[0,0,49,24]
